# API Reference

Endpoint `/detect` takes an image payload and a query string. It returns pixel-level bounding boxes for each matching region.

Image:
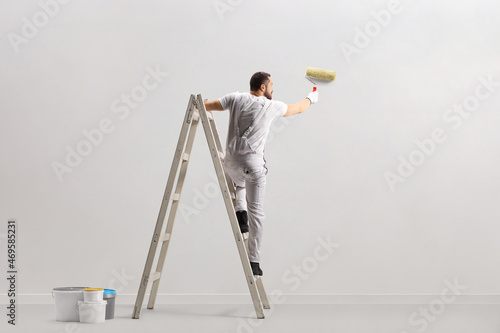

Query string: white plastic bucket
[83,288,104,302]
[78,300,107,324]
[52,287,88,322]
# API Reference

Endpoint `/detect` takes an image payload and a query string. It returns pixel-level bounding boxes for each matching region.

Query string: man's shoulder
[221,91,248,101]
[269,98,287,109]
[268,99,287,117]
[231,92,254,104]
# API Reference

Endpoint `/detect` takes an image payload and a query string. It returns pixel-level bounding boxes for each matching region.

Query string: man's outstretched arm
[204,99,224,111]
[284,99,311,117]
[284,91,318,117]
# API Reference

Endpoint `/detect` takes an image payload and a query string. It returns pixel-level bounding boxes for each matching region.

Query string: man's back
[220,92,287,157]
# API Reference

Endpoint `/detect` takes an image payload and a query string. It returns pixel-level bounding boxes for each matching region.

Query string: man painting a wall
[204,72,319,276]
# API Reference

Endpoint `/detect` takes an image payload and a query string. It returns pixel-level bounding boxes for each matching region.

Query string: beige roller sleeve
[306,67,336,81]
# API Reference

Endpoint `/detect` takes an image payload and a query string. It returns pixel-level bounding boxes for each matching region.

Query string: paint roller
[305,67,336,91]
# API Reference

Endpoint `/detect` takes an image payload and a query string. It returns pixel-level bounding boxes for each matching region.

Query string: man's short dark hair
[250,72,271,92]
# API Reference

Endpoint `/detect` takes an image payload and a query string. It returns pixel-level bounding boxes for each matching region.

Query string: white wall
[1,0,499,303]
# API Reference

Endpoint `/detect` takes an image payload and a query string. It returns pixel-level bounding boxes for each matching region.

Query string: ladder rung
[150,272,161,282]
[182,153,190,161]
[172,193,180,201]
[206,112,214,120]
[231,192,236,200]
[218,151,224,159]
[159,233,171,242]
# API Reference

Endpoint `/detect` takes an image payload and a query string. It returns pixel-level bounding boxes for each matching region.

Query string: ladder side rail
[207,113,225,158]
[196,94,265,319]
[256,278,270,309]
[208,98,269,310]
[147,108,201,309]
[133,95,197,319]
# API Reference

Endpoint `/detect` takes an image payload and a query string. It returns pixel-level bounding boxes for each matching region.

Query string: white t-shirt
[219,92,287,157]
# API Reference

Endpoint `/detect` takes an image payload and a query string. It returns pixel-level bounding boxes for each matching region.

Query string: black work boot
[250,262,263,276]
[236,210,249,233]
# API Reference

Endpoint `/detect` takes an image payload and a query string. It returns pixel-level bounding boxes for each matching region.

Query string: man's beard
[264,88,272,100]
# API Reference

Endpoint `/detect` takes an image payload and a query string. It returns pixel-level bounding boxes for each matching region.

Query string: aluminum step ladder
[132,94,270,319]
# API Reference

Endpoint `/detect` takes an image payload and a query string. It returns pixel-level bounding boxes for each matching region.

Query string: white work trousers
[223,155,267,263]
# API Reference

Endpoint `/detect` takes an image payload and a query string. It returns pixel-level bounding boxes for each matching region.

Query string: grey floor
[2,304,500,333]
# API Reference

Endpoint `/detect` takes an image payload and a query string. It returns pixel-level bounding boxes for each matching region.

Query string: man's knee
[247,207,265,222]
[247,202,263,211]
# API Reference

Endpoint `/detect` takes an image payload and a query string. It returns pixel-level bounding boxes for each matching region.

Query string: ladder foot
[132,307,141,319]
